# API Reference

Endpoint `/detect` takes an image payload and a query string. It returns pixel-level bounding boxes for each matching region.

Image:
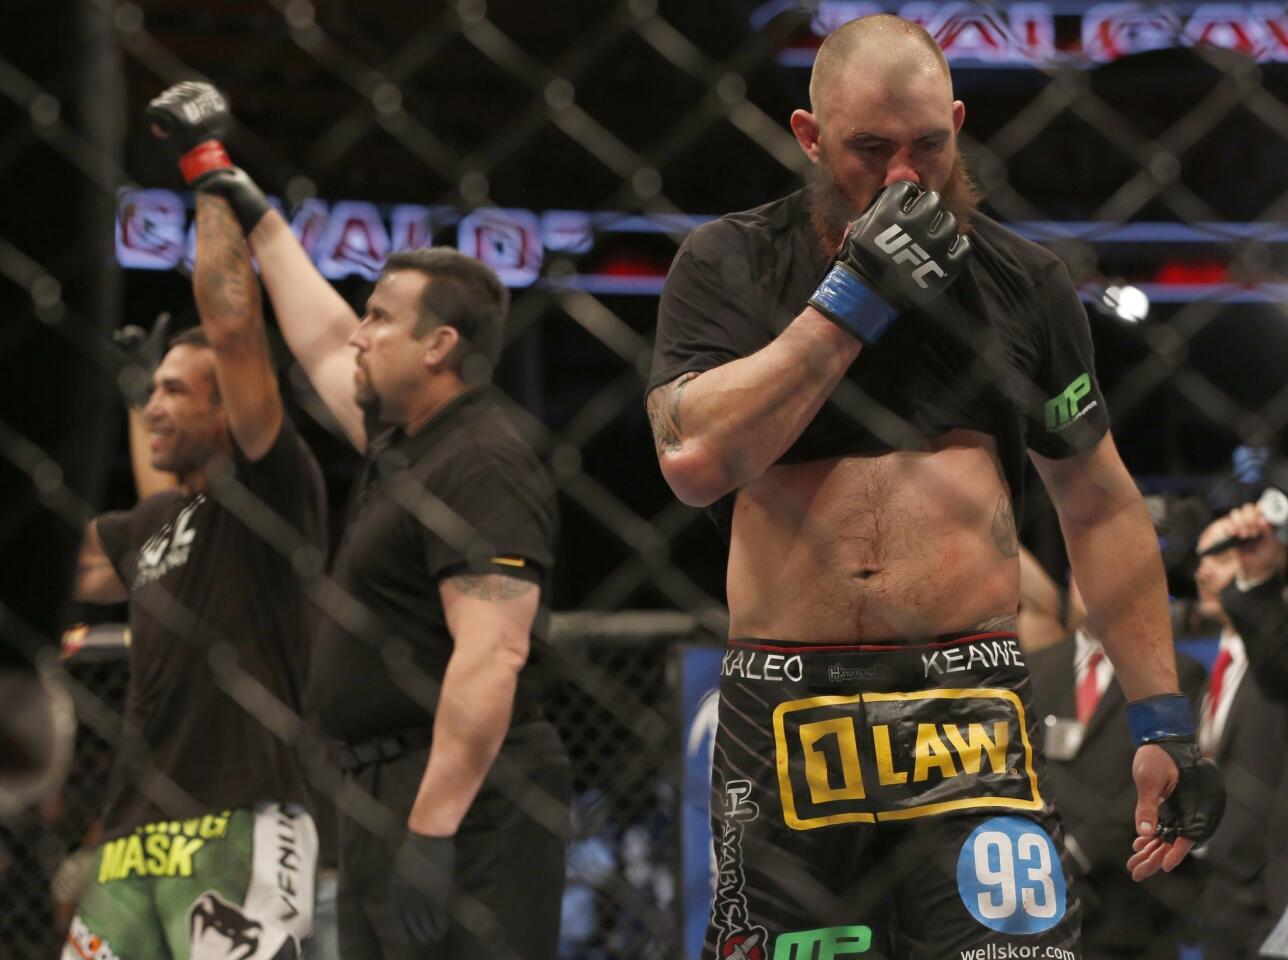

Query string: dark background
[4,0,1288,642]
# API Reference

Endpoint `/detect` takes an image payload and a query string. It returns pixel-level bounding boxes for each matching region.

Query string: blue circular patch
[956,816,1067,934]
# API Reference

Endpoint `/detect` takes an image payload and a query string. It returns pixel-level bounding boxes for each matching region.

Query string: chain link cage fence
[2,1,1288,958]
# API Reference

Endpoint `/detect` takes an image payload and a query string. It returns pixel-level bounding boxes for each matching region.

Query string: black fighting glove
[113,311,171,408]
[146,81,270,235]
[807,180,972,344]
[1126,693,1225,843]
[390,833,455,944]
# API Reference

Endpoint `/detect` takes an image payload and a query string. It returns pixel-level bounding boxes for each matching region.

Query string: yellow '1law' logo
[772,689,1042,830]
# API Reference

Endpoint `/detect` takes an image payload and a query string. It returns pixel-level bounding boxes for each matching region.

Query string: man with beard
[141,82,570,960]
[648,15,1224,960]
[66,169,325,954]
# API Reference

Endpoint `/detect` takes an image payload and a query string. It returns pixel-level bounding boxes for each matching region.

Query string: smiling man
[647,14,1224,960]
[136,79,572,960]
[68,185,327,955]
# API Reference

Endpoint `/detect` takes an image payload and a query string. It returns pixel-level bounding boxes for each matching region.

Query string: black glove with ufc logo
[146,81,271,236]
[807,180,972,344]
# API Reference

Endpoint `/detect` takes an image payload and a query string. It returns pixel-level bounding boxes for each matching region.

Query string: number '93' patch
[956,816,1067,934]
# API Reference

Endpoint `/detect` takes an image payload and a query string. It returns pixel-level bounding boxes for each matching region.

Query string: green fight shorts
[62,802,317,960]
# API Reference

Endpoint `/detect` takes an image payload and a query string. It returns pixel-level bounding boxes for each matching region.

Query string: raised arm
[649,180,969,506]
[245,207,365,449]
[146,81,366,451]
[191,193,283,461]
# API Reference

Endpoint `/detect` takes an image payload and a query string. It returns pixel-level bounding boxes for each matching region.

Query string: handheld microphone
[1196,488,1288,558]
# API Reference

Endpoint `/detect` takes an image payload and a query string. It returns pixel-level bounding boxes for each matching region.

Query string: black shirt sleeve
[230,414,327,544]
[647,219,771,395]
[1025,259,1110,459]
[419,453,554,586]
[94,493,183,582]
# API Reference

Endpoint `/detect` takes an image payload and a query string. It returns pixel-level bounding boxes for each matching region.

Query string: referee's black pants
[337,719,572,960]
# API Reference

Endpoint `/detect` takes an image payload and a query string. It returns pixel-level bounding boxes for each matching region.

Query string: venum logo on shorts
[874,224,946,289]
[713,780,769,960]
[66,916,122,960]
[188,892,301,960]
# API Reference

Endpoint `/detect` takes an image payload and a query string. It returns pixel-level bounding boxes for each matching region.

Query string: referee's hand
[391,832,455,944]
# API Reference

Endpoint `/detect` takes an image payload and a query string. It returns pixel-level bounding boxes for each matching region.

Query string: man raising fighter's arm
[146,84,367,452]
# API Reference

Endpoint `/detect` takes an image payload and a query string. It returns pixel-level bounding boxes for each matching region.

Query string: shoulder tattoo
[646,372,698,458]
[449,573,537,601]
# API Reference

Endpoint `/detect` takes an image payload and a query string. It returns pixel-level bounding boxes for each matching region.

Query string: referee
[146,83,571,960]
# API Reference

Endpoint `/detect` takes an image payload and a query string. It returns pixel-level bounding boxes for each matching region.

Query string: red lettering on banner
[1259,5,1288,57]
[316,201,389,280]
[291,200,330,260]
[1186,9,1263,56]
[926,5,1014,62]
[115,189,185,269]
[1083,4,1183,61]
[390,204,431,252]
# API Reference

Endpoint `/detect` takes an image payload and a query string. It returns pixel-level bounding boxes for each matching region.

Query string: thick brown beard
[807,149,981,255]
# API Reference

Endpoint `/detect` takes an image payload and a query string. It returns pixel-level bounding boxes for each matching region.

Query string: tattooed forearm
[449,574,537,601]
[646,372,697,458]
[990,494,1019,558]
[194,194,261,333]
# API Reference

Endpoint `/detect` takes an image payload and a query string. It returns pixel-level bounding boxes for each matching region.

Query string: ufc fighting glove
[1127,693,1226,843]
[146,82,270,235]
[390,833,455,944]
[145,81,233,185]
[808,180,972,344]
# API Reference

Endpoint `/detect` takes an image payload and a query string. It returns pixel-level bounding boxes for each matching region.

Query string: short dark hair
[381,248,510,371]
[165,326,221,404]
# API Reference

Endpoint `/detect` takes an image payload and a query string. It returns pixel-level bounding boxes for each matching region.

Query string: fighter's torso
[708,192,1049,641]
[728,432,1018,641]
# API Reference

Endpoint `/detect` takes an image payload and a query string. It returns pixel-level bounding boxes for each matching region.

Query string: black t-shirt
[649,189,1110,531]
[308,387,558,744]
[95,417,327,840]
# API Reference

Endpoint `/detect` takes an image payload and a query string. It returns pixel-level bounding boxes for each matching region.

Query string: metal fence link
[3,1,1288,958]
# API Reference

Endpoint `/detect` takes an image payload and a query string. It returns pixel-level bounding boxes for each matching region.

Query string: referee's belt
[339,727,433,771]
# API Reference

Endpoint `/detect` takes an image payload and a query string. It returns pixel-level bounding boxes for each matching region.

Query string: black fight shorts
[706,632,1082,960]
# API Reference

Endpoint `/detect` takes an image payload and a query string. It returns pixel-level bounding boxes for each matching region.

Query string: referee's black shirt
[308,386,558,744]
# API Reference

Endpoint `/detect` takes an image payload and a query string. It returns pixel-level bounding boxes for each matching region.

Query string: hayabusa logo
[713,780,768,960]
[874,224,945,288]
[188,892,299,960]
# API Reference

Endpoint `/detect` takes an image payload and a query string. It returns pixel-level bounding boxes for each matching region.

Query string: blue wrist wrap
[1126,694,1195,747]
[807,263,898,344]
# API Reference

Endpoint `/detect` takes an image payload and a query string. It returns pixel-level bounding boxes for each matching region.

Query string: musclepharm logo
[874,224,945,289]
[1044,373,1097,432]
[773,925,872,959]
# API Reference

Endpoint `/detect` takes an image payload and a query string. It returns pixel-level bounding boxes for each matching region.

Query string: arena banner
[765,2,1288,67]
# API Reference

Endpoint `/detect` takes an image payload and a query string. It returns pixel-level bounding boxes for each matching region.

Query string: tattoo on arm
[991,494,1019,558]
[194,194,261,332]
[449,573,537,601]
[646,372,698,458]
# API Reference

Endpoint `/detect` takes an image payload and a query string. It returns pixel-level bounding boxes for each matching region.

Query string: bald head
[809,15,951,120]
